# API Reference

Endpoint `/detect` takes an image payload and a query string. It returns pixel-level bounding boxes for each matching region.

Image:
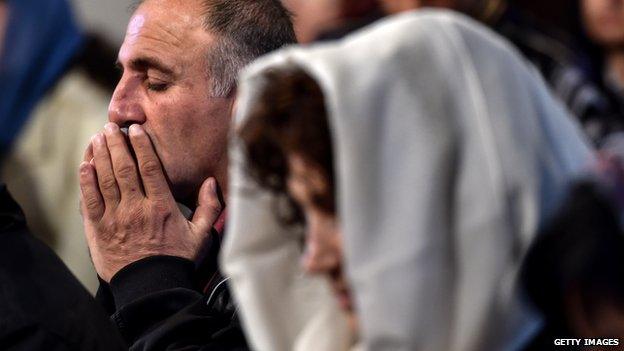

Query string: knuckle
[152,201,173,219]
[116,163,136,180]
[100,175,118,191]
[84,196,102,212]
[145,199,174,222]
[209,201,222,215]
[107,136,126,151]
[141,160,162,177]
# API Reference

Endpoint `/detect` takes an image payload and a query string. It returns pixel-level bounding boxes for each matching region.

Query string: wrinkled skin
[80,124,222,282]
[80,0,231,282]
[108,0,233,207]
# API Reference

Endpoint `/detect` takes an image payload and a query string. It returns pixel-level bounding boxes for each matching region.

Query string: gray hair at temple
[135,0,297,97]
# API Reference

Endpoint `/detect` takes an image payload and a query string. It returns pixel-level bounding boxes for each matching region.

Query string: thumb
[191,177,222,234]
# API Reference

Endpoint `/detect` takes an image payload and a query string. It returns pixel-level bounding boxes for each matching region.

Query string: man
[78,0,296,348]
[0,184,127,350]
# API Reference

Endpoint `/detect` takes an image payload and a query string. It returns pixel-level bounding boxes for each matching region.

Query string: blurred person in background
[567,0,624,144]
[224,10,592,350]
[378,0,618,145]
[282,0,382,43]
[0,0,117,292]
[522,136,624,349]
[281,0,341,43]
[0,183,127,349]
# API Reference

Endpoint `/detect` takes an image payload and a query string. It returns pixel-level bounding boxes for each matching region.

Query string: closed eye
[147,81,169,92]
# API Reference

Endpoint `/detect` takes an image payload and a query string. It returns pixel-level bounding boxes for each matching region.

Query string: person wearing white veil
[222,9,593,351]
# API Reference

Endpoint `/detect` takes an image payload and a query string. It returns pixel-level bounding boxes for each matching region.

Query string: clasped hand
[79,123,222,282]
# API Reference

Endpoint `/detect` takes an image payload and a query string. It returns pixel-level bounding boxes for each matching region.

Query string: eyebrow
[116,56,176,77]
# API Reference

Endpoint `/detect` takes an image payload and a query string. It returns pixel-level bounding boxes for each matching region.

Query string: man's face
[583,0,624,48]
[109,0,234,204]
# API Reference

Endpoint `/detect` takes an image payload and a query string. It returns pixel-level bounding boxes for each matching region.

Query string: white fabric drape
[222,9,593,351]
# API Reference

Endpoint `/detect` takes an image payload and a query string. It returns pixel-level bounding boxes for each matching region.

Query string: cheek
[582,1,600,25]
[140,95,207,170]
[145,92,211,142]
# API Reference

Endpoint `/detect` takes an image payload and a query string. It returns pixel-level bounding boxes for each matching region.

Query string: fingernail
[92,133,104,147]
[129,124,143,136]
[105,123,119,134]
[208,178,216,191]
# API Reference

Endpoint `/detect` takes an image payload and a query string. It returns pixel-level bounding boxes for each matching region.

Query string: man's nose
[108,83,146,127]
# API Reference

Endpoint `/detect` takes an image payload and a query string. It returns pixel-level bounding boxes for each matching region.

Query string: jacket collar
[0,183,26,232]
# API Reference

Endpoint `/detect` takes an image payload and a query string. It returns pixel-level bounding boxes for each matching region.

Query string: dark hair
[570,1,606,85]
[522,180,624,332]
[136,0,297,97]
[202,0,297,96]
[339,0,381,19]
[239,67,335,225]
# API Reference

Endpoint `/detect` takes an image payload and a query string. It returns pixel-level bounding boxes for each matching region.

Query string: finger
[104,123,144,200]
[191,177,222,234]
[128,124,170,199]
[79,162,105,221]
[92,132,121,207]
[84,142,94,163]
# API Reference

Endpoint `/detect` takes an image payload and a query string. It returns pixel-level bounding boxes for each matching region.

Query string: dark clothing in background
[315,12,383,42]
[0,184,127,350]
[493,6,623,145]
[96,231,249,350]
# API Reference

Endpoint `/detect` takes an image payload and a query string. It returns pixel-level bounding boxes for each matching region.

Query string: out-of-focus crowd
[1,0,624,350]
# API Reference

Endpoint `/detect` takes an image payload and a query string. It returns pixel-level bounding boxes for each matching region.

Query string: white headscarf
[222,9,593,351]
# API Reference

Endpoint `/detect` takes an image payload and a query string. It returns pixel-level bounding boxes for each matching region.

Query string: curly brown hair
[238,66,335,225]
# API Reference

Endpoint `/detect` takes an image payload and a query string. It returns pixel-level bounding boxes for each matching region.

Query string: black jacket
[96,232,249,350]
[0,184,127,350]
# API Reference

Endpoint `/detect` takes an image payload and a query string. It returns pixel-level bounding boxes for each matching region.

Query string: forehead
[119,0,211,64]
